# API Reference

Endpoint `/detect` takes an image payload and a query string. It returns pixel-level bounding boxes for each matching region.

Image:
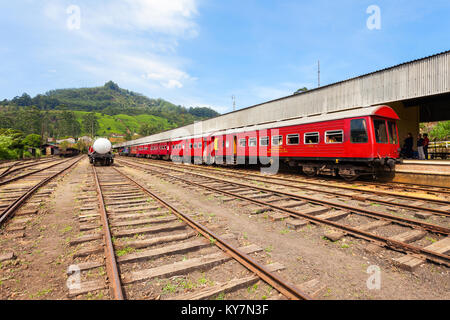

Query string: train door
[233,136,237,164]
[372,117,390,158]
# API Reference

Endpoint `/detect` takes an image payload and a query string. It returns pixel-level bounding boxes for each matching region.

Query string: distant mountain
[0,81,220,141]
[1,81,220,128]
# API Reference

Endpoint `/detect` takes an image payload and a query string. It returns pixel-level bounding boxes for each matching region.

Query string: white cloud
[41,0,199,91]
[164,80,183,89]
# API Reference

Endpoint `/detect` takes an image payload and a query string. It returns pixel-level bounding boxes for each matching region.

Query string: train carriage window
[304,132,319,144]
[249,138,257,147]
[198,143,202,148]
[239,139,246,147]
[193,143,197,149]
[260,136,269,146]
[226,141,230,148]
[325,130,343,143]
[351,119,368,143]
[373,119,388,143]
[189,143,193,149]
[388,121,398,144]
[287,134,300,145]
[272,135,283,146]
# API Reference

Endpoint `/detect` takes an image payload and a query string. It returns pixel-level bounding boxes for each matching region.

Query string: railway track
[0,157,68,186]
[67,164,312,300]
[0,156,83,226]
[117,158,450,270]
[129,157,450,208]
[0,157,59,179]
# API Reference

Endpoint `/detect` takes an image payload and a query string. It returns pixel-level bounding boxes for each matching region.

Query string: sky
[0,0,449,114]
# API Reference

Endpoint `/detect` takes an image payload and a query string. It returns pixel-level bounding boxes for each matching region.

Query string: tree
[82,112,99,137]
[58,111,81,137]
[12,93,33,106]
[22,134,42,148]
[104,81,120,91]
[429,121,450,140]
[294,87,308,95]
[139,123,164,136]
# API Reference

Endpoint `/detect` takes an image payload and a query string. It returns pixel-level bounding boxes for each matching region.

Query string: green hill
[72,111,174,136]
[0,81,220,140]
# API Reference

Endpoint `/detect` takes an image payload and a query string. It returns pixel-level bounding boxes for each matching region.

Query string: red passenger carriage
[125,105,400,180]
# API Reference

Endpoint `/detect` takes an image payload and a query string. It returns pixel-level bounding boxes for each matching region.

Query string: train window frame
[272,135,283,146]
[325,130,344,144]
[239,138,246,147]
[350,119,369,143]
[249,137,257,147]
[304,132,319,144]
[373,119,389,144]
[388,121,398,145]
[260,136,269,146]
[286,134,300,145]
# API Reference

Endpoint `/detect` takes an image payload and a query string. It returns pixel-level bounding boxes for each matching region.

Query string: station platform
[390,160,450,187]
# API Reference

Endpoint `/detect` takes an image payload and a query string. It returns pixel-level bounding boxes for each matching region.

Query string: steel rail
[0,156,83,226]
[133,157,450,206]
[118,159,450,267]
[92,165,125,300]
[112,166,311,300]
[0,162,18,179]
[134,159,450,216]
[120,159,450,235]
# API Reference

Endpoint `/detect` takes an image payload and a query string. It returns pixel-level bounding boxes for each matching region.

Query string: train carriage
[119,105,400,180]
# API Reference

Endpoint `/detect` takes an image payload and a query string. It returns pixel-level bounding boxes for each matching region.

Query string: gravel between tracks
[119,162,450,300]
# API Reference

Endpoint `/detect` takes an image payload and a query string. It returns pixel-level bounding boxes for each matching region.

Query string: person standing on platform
[417,134,425,160]
[403,133,414,159]
[423,133,430,160]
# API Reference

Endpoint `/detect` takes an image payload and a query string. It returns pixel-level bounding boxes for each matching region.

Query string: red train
[117,105,401,180]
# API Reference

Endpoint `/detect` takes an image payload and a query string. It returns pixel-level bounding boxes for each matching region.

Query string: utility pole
[318,60,321,87]
[232,95,236,111]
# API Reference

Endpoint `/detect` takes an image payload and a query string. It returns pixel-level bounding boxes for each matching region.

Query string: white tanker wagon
[88,138,115,166]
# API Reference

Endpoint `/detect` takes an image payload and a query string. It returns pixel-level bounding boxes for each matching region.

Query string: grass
[247,283,258,293]
[215,292,225,300]
[197,273,207,285]
[116,247,134,257]
[264,245,273,253]
[86,292,104,300]
[426,237,437,243]
[60,226,72,233]
[31,288,53,298]
[280,229,290,235]
[163,281,177,294]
